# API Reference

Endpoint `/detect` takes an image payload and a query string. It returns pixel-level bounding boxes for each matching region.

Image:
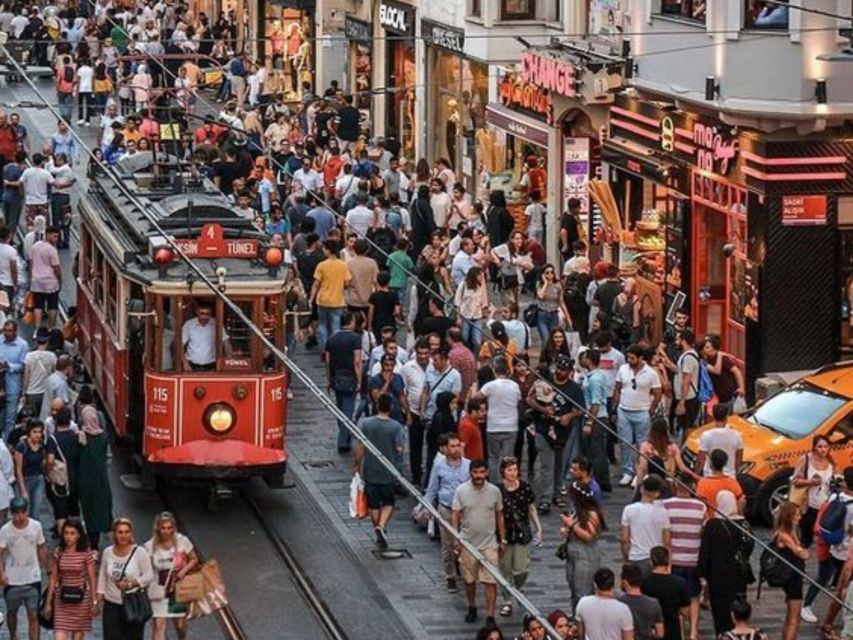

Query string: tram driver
[181,302,228,371]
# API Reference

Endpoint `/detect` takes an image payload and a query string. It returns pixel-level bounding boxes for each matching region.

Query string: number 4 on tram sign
[173,223,259,258]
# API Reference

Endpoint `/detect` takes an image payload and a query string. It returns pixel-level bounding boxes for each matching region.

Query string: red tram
[76,160,288,483]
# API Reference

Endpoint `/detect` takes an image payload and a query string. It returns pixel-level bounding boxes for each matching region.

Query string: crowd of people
[0,1,844,639]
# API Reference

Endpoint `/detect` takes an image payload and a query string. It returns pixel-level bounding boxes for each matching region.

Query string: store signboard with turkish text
[781,195,828,226]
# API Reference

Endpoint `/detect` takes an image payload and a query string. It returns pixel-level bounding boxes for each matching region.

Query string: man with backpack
[673,328,706,435]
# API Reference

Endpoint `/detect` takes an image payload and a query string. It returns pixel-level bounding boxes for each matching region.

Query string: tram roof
[81,158,283,285]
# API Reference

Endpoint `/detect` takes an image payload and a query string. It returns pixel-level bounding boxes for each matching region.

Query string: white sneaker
[76,119,85,125]
[630,475,638,489]
[619,473,634,487]
[801,605,818,623]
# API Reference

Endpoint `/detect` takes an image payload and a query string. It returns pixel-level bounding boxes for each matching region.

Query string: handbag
[48,435,70,497]
[38,588,53,629]
[119,546,153,625]
[175,572,205,603]
[523,303,540,327]
[788,454,809,509]
[60,585,85,604]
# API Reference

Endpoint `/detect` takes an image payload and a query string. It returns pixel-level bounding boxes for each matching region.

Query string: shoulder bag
[48,435,69,498]
[119,546,152,625]
[788,454,809,510]
[57,551,86,604]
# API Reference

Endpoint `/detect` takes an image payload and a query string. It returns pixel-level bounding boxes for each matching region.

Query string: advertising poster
[563,137,590,215]
[589,0,623,45]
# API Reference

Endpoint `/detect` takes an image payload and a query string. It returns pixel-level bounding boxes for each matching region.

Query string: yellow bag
[788,454,810,509]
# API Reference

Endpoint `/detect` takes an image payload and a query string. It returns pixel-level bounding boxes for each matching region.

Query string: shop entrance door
[691,173,747,361]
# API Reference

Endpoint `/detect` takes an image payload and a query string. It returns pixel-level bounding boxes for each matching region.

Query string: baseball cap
[491,321,507,340]
[9,497,27,513]
[555,355,573,370]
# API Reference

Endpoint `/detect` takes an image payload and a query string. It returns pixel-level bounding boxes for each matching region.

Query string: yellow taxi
[683,363,853,523]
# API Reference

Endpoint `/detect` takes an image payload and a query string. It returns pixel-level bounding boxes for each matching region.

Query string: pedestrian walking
[771,502,809,640]
[96,518,154,640]
[311,239,352,349]
[354,392,405,550]
[694,404,743,478]
[790,434,835,550]
[77,402,112,551]
[425,433,470,592]
[43,518,97,640]
[619,562,664,640]
[22,327,57,416]
[452,458,505,626]
[145,511,198,640]
[497,456,540,618]
[0,496,47,640]
[575,567,635,640]
[561,480,605,614]
[0,320,28,437]
[640,546,690,640]
[620,475,671,573]
[40,354,73,421]
[477,356,521,483]
[28,226,63,329]
[324,310,362,454]
[13,419,53,523]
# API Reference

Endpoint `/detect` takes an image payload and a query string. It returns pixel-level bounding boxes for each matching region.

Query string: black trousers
[709,586,738,636]
[409,414,426,485]
[103,600,144,640]
[675,398,701,434]
[581,421,612,490]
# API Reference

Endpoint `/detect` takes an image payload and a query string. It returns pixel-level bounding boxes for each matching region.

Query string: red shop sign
[781,195,827,226]
[173,223,259,258]
[520,51,578,99]
[498,71,552,124]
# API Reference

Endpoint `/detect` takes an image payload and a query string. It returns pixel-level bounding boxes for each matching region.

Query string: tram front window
[222,301,253,367]
[181,301,222,372]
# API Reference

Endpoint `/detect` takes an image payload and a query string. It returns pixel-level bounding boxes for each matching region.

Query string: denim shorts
[672,565,701,598]
[4,582,40,613]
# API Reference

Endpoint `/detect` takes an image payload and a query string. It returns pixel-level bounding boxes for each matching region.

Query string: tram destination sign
[172,223,259,259]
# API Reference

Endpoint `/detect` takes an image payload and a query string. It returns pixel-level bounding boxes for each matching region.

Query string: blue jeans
[5,372,21,438]
[316,306,343,350]
[334,390,356,450]
[617,408,651,476]
[58,93,74,123]
[461,318,482,354]
[20,475,45,523]
[562,418,583,479]
[536,309,560,345]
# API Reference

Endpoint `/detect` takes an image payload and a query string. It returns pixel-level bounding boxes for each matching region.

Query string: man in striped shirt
[662,473,706,640]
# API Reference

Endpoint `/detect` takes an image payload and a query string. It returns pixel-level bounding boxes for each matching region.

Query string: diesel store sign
[422,19,464,54]
[379,0,415,35]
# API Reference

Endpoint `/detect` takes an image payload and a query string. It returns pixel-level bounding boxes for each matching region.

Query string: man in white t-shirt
[695,404,743,477]
[19,153,54,223]
[0,497,47,640]
[612,345,662,485]
[98,101,123,152]
[621,475,671,568]
[477,356,521,482]
[0,227,17,303]
[673,328,701,434]
[576,567,635,640]
[345,194,375,238]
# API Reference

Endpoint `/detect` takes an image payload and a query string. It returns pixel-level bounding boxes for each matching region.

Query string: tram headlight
[203,402,236,436]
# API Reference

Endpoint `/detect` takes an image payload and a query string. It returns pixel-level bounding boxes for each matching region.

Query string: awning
[485,104,551,148]
[267,0,315,9]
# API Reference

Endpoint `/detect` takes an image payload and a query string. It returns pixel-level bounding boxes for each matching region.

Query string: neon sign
[498,71,553,124]
[693,122,737,176]
[520,51,578,99]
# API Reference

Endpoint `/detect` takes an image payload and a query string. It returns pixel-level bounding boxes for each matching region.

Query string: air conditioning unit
[754,376,784,402]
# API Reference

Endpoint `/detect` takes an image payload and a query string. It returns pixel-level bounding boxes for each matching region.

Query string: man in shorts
[452,458,505,627]
[0,497,47,640]
[354,392,404,551]
[28,226,62,328]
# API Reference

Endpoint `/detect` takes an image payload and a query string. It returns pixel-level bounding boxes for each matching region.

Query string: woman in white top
[96,517,155,640]
[454,266,489,355]
[0,438,14,519]
[130,63,152,113]
[791,434,835,548]
[145,512,198,640]
[490,230,534,306]
[74,60,94,126]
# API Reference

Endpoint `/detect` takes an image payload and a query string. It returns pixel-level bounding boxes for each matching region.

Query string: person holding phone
[561,480,606,614]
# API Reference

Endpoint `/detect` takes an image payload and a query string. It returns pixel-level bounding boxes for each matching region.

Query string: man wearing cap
[22,328,56,417]
[0,321,26,436]
[0,496,47,640]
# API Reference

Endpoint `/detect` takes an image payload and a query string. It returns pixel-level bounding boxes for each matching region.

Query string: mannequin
[445,98,459,169]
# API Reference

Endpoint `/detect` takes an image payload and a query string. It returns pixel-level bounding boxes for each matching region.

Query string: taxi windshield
[744,382,847,439]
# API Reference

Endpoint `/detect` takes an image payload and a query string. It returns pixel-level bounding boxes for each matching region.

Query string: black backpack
[757,540,792,598]
[564,271,590,301]
[64,65,74,83]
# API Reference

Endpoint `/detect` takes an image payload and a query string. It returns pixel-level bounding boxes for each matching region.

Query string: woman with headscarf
[409,184,436,258]
[131,63,152,113]
[23,214,46,263]
[698,490,755,635]
[76,390,112,550]
[485,189,514,249]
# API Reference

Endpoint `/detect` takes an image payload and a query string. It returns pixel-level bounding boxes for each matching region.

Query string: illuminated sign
[172,223,259,259]
[498,70,552,124]
[520,51,578,99]
[379,1,414,35]
[782,195,827,226]
[693,122,738,176]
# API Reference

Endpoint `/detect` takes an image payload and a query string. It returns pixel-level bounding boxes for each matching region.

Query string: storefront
[379,0,416,160]
[344,16,372,120]
[603,93,853,387]
[423,19,488,193]
[261,0,314,100]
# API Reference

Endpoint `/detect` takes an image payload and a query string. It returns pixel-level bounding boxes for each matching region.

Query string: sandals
[821,625,842,640]
[499,603,512,617]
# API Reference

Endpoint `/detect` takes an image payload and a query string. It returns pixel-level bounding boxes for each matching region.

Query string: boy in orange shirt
[696,449,744,517]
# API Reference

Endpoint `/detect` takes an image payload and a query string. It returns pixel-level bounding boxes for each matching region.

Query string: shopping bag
[175,572,205,603]
[22,291,34,325]
[733,395,748,415]
[186,559,228,620]
[348,472,368,520]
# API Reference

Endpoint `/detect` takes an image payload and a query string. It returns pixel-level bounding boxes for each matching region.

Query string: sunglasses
[631,376,637,390]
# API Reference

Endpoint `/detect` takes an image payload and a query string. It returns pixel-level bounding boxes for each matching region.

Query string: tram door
[127,283,146,437]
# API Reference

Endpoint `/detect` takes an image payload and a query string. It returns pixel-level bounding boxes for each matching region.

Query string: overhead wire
[0,41,569,640]
[67,2,853,617]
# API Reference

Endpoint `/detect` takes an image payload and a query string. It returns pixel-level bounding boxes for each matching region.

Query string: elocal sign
[520,50,578,99]
[379,0,415,36]
[422,19,464,54]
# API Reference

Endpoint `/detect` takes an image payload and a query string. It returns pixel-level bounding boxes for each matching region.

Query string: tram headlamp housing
[203,402,237,436]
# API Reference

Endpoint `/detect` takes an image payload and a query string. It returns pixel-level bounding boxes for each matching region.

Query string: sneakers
[464,606,477,623]
[619,473,635,487]
[446,577,457,593]
[801,605,818,623]
[76,119,85,125]
[538,502,551,514]
[375,526,389,550]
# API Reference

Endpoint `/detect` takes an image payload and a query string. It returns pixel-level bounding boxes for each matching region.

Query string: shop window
[264,8,312,100]
[501,0,535,20]
[659,0,707,22]
[745,0,789,29]
[92,246,104,311]
[106,266,118,329]
[469,0,481,18]
[354,43,371,111]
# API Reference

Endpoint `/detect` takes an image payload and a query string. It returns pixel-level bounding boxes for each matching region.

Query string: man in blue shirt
[0,320,27,436]
[425,433,470,593]
[579,348,612,492]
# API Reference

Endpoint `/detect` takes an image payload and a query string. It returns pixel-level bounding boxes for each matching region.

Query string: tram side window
[106,267,118,328]
[264,296,282,372]
[92,247,104,309]
[222,301,254,363]
[160,297,176,372]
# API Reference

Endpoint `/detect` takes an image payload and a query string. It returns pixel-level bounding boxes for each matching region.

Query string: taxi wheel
[758,473,791,525]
